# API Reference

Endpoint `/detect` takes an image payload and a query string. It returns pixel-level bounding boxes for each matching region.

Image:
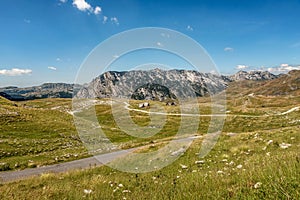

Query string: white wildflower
[118,184,124,188]
[254,182,262,189]
[266,140,273,145]
[195,160,205,164]
[236,164,243,169]
[83,189,92,194]
[180,164,188,169]
[113,187,119,193]
[279,143,291,149]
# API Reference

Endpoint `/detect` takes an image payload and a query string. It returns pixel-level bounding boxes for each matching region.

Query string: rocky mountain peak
[229,70,278,81]
[75,69,228,100]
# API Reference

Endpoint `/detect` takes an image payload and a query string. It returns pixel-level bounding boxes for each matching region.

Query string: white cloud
[267,64,300,74]
[111,17,119,25]
[236,65,248,70]
[56,58,61,62]
[187,25,193,31]
[224,47,234,52]
[0,68,32,76]
[103,16,108,24]
[72,0,92,12]
[60,0,68,3]
[94,6,101,15]
[48,66,57,71]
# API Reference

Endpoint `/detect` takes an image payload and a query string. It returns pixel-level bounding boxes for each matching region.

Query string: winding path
[123,102,300,118]
[0,149,135,183]
[0,103,298,183]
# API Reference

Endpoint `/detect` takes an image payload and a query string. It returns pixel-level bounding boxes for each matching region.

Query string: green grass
[0,127,298,199]
[0,95,299,199]
[0,98,87,171]
[1,95,300,170]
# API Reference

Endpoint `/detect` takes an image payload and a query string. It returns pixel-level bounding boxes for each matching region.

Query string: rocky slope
[229,70,278,81]
[75,69,228,100]
[226,70,300,96]
[251,70,300,95]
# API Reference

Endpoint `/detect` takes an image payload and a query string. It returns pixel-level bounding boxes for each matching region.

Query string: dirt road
[0,148,135,183]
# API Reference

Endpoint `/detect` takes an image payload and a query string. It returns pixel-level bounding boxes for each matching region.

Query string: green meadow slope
[0,98,87,171]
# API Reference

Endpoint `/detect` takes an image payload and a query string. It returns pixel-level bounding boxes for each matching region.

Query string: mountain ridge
[0,83,79,101]
[1,69,297,101]
[75,69,280,100]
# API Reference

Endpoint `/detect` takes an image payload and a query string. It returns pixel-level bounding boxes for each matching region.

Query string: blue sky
[1,0,300,86]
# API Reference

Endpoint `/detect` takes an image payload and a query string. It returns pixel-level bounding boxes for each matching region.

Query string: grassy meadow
[0,97,87,171]
[0,94,299,199]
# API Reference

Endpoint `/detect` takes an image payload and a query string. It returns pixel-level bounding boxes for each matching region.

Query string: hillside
[0,96,14,106]
[0,97,87,171]
[227,70,300,96]
[252,70,300,95]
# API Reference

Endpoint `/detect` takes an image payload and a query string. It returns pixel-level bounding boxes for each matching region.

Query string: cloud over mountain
[267,64,300,74]
[0,68,32,76]
[236,65,248,70]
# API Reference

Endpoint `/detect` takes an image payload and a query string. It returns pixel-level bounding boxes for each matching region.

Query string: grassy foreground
[0,126,299,199]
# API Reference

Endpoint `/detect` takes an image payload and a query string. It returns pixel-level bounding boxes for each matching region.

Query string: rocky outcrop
[229,70,278,81]
[75,69,228,100]
[131,83,176,101]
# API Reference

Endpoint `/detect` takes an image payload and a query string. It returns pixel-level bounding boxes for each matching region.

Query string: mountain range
[0,83,78,101]
[1,69,299,101]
